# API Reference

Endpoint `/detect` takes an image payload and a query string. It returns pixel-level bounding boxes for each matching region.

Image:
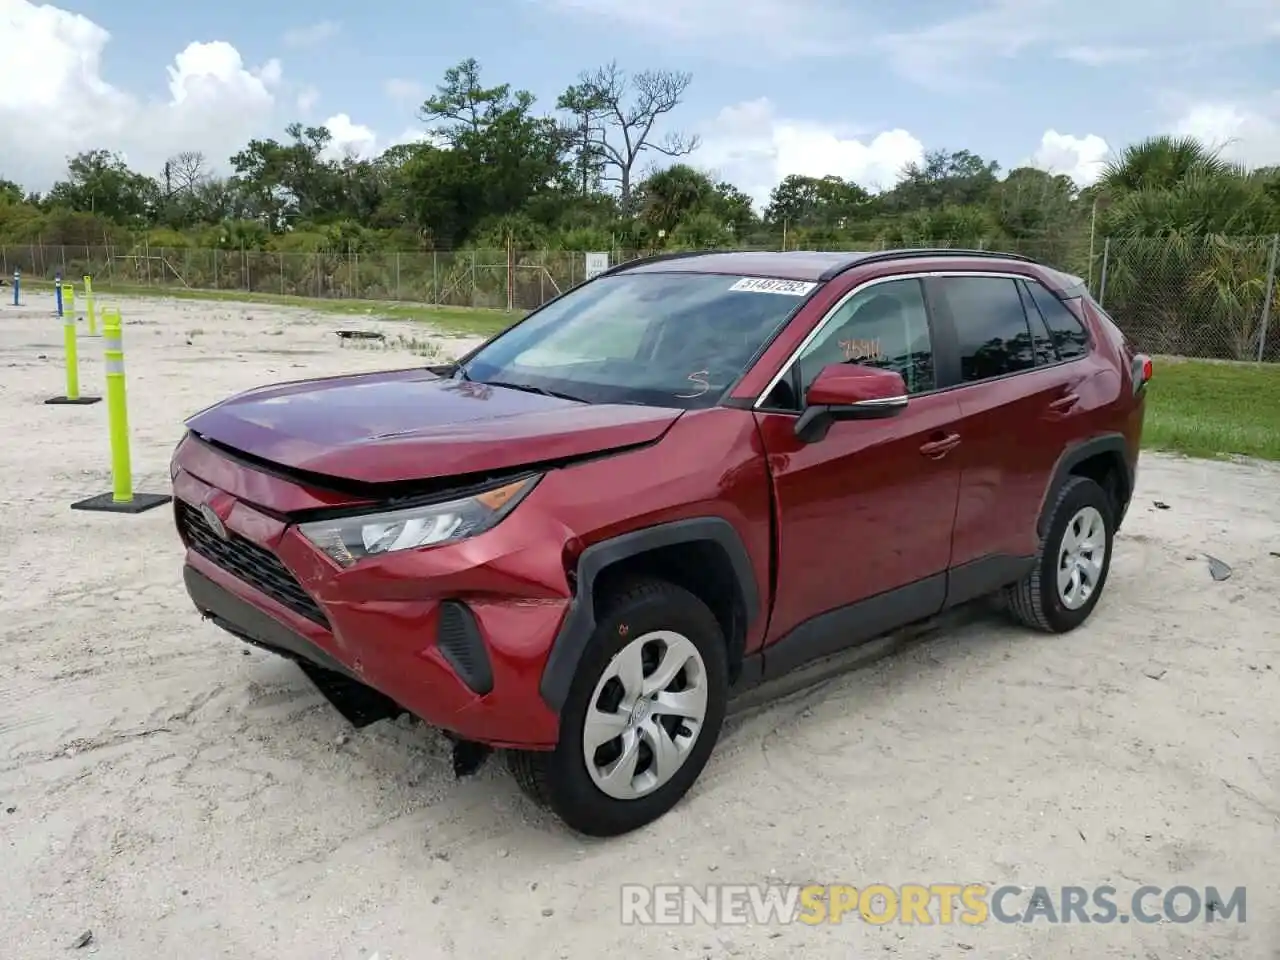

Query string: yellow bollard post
[83,276,98,336]
[65,282,76,318]
[69,308,172,514]
[65,314,79,398]
[105,310,130,501]
[44,311,101,406]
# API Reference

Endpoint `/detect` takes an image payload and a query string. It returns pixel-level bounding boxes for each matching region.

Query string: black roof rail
[598,250,717,278]
[817,247,1038,281]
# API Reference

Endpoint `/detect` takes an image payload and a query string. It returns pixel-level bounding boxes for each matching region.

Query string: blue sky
[4,0,1280,202]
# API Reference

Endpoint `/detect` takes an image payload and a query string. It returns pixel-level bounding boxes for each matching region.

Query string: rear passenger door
[925,274,1092,596]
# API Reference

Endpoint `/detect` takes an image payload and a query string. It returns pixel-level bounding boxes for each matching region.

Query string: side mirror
[794,363,908,443]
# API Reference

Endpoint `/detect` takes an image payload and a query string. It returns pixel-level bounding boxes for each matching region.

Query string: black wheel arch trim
[1038,432,1133,538]
[538,517,762,713]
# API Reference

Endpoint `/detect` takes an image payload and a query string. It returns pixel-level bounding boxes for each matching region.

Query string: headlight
[297,475,539,568]
[170,432,187,481]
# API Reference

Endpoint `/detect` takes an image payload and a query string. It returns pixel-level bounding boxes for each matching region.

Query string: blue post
[11,269,17,306]
[55,272,63,317]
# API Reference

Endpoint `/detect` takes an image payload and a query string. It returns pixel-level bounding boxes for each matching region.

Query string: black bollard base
[45,396,101,405]
[71,492,172,514]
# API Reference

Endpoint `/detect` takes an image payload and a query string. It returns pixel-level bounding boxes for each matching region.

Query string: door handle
[919,433,961,458]
[1047,393,1080,413]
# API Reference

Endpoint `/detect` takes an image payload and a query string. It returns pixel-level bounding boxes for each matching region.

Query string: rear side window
[1017,281,1059,366]
[936,276,1037,382]
[1025,281,1090,360]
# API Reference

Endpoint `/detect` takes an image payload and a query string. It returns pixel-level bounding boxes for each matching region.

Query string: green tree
[887,149,1001,211]
[989,166,1077,238]
[45,149,159,225]
[669,211,734,249]
[229,124,348,228]
[765,175,870,228]
[709,182,759,238]
[414,59,570,245]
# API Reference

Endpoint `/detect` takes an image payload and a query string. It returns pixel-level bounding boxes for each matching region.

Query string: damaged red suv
[172,249,1150,836]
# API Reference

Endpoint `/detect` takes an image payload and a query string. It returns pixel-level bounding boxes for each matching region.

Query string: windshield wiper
[484,380,586,403]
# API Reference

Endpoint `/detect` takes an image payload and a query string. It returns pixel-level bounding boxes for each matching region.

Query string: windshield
[459,272,817,408]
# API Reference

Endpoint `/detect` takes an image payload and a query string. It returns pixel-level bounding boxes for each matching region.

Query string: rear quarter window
[1084,295,1134,355]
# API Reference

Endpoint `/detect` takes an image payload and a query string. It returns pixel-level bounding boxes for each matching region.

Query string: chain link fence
[0,245,574,309]
[1095,236,1280,362]
[3,236,1277,362]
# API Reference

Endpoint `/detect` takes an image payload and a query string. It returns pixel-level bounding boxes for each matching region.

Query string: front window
[459,272,816,408]
[794,277,935,399]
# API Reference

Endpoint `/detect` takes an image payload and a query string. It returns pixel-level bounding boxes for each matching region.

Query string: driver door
[753,276,963,667]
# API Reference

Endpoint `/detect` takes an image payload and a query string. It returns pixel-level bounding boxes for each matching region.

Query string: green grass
[23,279,522,338]
[1143,358,1280,460]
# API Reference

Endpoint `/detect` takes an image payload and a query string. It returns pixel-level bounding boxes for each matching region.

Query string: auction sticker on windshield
[729,277,818,296]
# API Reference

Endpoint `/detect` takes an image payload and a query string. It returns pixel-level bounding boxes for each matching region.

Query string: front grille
[177,499,329,628]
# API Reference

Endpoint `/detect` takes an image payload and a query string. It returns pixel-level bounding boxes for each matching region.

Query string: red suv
[172,249,1151,836]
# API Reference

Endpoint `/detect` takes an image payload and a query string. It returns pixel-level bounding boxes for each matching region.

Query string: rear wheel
[507,578,728,837]
[1006,476,1114,633]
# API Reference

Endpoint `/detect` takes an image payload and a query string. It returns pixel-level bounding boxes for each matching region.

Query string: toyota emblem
[199,502,228,539]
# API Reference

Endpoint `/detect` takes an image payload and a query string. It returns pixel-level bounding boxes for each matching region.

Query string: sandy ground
[0,292,1277,960]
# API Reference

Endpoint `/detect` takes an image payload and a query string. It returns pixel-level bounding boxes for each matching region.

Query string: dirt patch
[250,348,331,356]
[0,294,1277,959]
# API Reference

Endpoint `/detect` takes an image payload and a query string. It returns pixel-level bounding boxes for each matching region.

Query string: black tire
[1005,475,1115,633]
[506,578,728,837]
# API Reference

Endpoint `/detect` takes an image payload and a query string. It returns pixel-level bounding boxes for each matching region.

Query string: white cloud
[1170,101,1280,168]
[321,114,379,160]
[1028,130,1111,185]
[696,98,926,209]
[876,0,1280,88]
[0,0,284,190]
[282,20,339,48]
[389,128,435,148]
[1056,45,1151,66]
[384,78,427,104]
[296,85,320,113]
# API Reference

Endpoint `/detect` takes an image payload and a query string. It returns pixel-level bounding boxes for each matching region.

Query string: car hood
[184,367,683,484]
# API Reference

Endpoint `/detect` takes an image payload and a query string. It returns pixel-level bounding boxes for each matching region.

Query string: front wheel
[508,578,728,837]
[1005,475,1115,633]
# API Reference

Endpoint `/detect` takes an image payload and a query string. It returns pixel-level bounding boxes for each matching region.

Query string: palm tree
[1093,135,1280,359]
[1097,136,1238,194]
[1100,168,1278,358]
[637,165,714,238]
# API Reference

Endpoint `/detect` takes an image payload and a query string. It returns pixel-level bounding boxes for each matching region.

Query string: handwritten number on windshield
[676,370,711,399]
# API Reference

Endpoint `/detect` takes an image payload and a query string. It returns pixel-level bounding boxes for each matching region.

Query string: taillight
[1132,354,1152,394]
